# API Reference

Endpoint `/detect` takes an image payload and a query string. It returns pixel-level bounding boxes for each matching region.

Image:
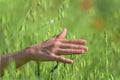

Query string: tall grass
[0,0,120,80]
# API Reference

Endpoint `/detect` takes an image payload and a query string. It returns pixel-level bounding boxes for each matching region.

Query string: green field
[0,0,120,80]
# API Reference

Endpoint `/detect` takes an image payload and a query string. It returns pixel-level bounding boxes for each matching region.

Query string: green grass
[0,0,120,80]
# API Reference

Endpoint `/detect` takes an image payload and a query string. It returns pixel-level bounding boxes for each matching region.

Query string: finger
[59,44,88,51]
[52,55,73,64]
[57,49,85,55]
[55,28,67,39]
[61,40,87,45]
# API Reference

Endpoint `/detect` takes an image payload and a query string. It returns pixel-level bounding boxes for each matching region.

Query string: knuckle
[70,49,74,52]
[62,50,66,53]
[51,48,57,53]
[53,42,58,47]
[53,41,61,47]
[78,45,82,48]
[76,50,80,53]
[49,53,54,57]
[67,49,71,52]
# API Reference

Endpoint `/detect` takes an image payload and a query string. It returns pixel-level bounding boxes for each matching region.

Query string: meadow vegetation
[0,0,120,80]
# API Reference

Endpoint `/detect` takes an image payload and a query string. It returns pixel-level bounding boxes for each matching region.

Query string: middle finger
[59,43,88,51]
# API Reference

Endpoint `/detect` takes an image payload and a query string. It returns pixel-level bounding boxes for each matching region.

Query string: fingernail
[86,47,88,50]
[84,47,88,51]
[83,40,87,43]
[70,60,74,64]
[64,28,67,31]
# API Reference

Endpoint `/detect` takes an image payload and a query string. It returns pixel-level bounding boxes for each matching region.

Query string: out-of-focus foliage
[0,0,120,80]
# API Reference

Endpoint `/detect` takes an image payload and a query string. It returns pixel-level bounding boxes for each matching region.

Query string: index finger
[60,40,87,45]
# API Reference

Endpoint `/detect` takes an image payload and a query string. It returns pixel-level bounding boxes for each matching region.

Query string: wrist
[12,50,31,67]
[23,48,32,61]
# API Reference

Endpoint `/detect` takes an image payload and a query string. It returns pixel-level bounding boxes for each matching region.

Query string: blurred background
[0,0,120,80]
[0,0,120,47]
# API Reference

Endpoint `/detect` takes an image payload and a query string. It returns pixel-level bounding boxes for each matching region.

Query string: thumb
[55,28,67,39]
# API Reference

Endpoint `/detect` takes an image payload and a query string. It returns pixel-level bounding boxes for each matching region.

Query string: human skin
[0,28,88,77]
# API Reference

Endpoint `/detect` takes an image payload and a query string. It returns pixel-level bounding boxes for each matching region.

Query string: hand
[26,28,88,64]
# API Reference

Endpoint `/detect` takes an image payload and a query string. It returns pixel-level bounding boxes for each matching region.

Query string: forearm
[0,50,30,76]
